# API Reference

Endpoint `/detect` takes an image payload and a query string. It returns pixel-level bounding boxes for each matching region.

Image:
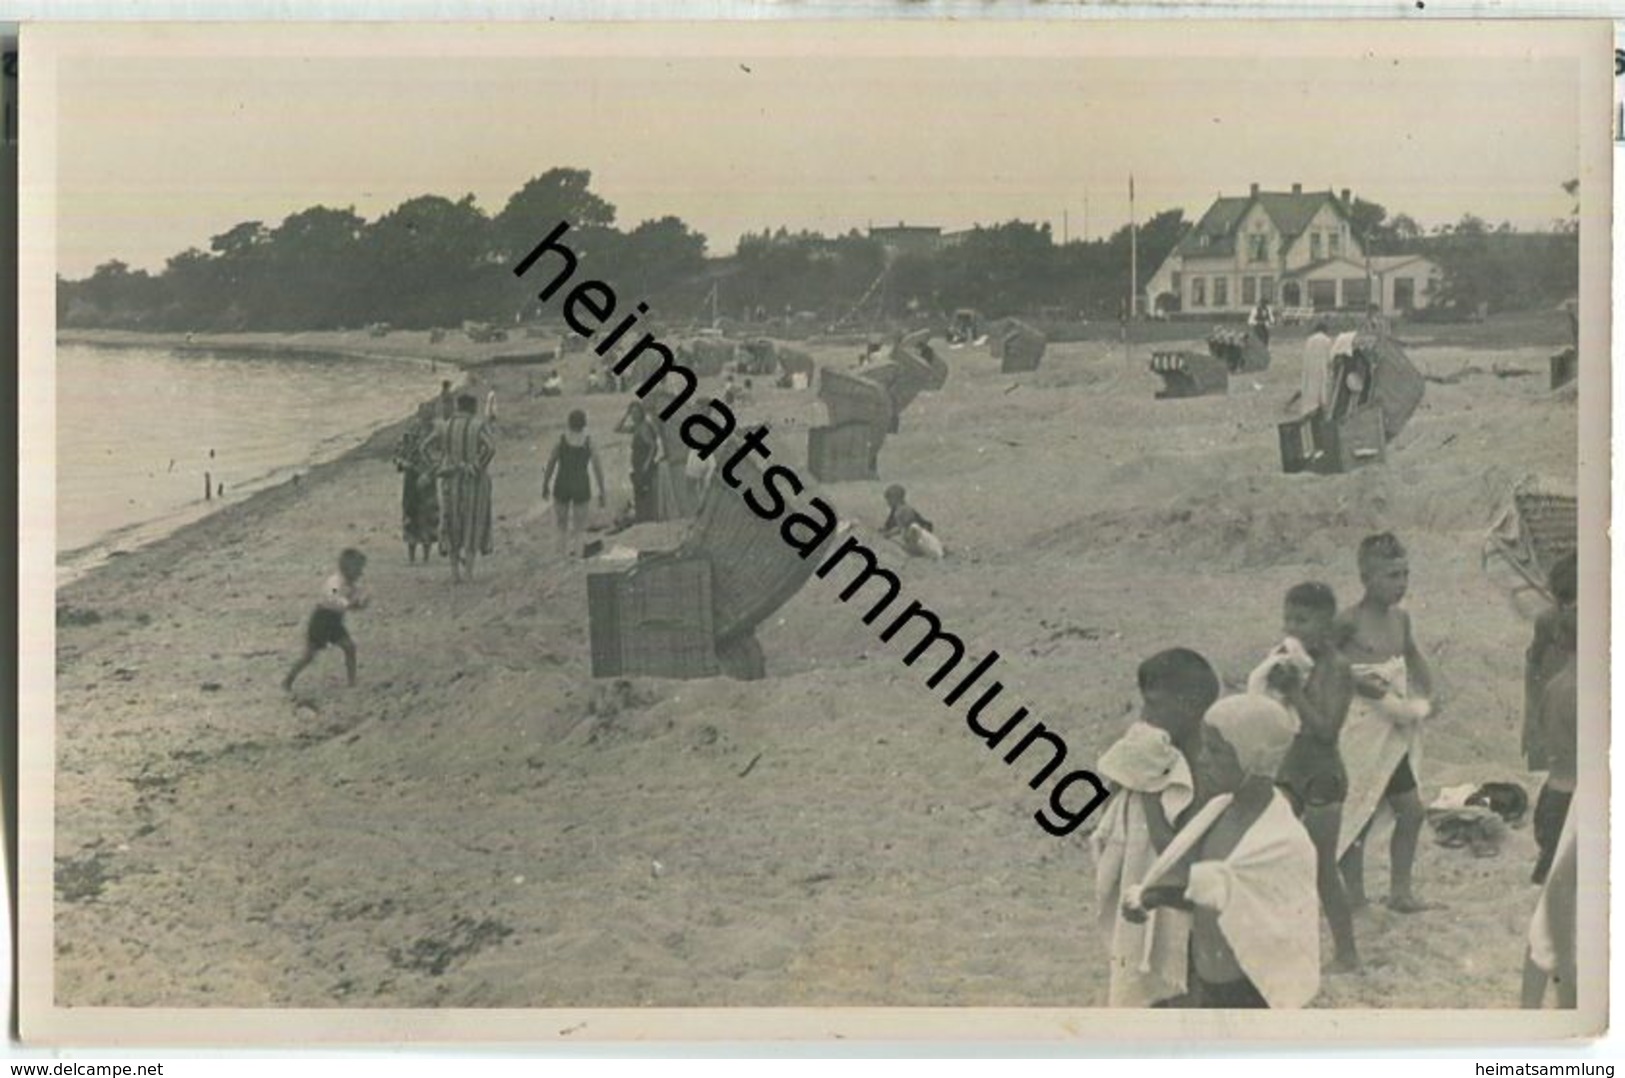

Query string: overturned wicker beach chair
[1482,477,1578,604]
[1150,350,1229,399]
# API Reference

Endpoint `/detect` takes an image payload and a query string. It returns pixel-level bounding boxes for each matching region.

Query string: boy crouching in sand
[283,548,369,692]
[1124,695,1320,1009]
[1093,648,1222,1007]
[880,484,944,560]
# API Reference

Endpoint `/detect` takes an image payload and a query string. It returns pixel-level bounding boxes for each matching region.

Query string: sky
[46,21,1591,280]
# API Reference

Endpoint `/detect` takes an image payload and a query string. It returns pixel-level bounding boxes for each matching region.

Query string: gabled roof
[1173,188,1349,259]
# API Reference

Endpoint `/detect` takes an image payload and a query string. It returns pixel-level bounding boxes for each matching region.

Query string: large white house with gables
[1145,183,1441,318]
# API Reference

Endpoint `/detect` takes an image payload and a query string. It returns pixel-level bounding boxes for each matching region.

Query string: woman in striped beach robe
[436,393,497,583]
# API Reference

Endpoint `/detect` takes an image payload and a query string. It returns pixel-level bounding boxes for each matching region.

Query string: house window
[1191,277,1206,307]
[1260,276,1275,302]
[1242,276,1257,305]
[1310,232,1323,261]
[1248,234,1268,263]
[1213,277,1229,307]
[1342,277,1370,309]
[1329,232,1342,258]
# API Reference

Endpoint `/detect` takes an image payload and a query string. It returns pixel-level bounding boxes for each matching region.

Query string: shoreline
[54,329,481,588]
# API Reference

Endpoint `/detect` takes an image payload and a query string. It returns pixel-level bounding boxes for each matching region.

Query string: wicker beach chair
[1482,477,1578,604]
[677,449,826,646]
[819,366,894,446]
[1207,326,1270,373]
[1150,350,1229,399]
[997,320,1047,374]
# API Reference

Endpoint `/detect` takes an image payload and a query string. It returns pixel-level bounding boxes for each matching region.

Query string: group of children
[1094,532,1580,1008]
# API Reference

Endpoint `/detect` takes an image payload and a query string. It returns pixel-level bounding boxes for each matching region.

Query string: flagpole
[1125,173,1137,367]
[1129,173,1138,321]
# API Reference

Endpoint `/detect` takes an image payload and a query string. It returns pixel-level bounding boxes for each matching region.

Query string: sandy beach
[50,316,1577,1009]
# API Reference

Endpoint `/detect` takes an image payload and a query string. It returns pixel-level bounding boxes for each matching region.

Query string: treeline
[57,168,709,333]
[1355,197,1579,315]
[725,210,1189,323]
[59,170,1578,333]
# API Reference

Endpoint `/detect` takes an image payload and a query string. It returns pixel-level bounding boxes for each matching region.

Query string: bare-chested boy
[1270,581,1360,972]
[1336,533,1438,913]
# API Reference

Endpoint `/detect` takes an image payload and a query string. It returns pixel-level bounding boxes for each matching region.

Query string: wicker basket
[819,366,894,439]
[683,338,737,377]
[807,422,880,483]
[1483,479,1578,601]
[1550,348,1577,391]
[588,555,719,679]
[998,320,1047,373]
[775,346,816,379]
[677,451,823,643]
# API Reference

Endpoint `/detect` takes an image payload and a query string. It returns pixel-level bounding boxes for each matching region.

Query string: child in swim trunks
[283,548,368,692]
[1269,581,1360,973]
[1335,533,1438,913]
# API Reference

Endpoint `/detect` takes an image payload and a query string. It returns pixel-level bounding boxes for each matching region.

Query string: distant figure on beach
[1249,298,1275,347]
[880,484,943,560]
[1361,303,1391,339]
[436,393,496,583]
[393,406,441,564]
[617,400,663,524]
[1299,320,1335,419]
[283,547,368,692]
[1335,533,1439,914]
[438,380,455,421]
[543,408,607,559]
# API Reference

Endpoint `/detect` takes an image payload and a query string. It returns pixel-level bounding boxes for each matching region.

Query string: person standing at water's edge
[393,405,441,565]
[283,548,369,692]
[435,393,496,583]
[543,408,606,559]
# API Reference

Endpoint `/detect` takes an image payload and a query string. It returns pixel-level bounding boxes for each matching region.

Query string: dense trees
[60,168,711,333]
[59,171,1579,332]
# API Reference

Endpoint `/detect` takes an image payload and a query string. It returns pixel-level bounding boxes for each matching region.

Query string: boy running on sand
[1125,695,1320,1009]
[283,548,369,691]
[1336,533,1438,913]
[1093,648,1222,1006]
[1269,582,1361,972]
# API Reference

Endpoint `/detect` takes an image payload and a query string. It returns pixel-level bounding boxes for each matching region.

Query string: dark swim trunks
[1382,755,1418,798]
[306,607,352,651]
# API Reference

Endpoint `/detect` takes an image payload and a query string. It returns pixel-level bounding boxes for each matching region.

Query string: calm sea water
[56,343,441,575]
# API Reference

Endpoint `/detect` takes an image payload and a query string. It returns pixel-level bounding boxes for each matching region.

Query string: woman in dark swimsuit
[543,408,606,559]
